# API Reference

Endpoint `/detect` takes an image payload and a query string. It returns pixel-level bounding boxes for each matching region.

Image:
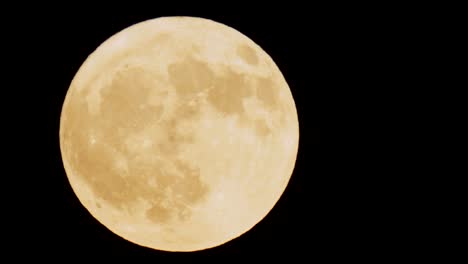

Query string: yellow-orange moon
[60,16,299,252]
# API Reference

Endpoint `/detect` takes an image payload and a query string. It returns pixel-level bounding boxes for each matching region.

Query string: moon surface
[60,16,299,252]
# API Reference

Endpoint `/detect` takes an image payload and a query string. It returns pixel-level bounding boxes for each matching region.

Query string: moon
[60,16,299,252]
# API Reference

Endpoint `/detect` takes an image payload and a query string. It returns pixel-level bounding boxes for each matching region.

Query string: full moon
[60,16,299,252]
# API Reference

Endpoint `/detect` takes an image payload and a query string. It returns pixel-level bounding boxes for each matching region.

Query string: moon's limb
[60,16,299,252]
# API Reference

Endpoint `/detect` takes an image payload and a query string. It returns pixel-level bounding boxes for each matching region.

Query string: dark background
[16,3,396,261]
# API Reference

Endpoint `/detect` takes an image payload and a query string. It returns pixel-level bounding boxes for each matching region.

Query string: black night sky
[19,3,401,261]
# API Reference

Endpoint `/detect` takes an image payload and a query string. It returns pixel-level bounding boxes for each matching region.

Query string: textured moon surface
[60,16,299,252]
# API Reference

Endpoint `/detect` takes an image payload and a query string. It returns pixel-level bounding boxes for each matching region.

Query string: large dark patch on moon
[62,64,210,225]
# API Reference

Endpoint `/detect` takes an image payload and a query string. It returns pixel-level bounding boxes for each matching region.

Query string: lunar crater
[237,44,259,65]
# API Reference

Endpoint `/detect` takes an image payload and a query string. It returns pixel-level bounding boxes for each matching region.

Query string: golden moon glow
[59,16,299,252]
